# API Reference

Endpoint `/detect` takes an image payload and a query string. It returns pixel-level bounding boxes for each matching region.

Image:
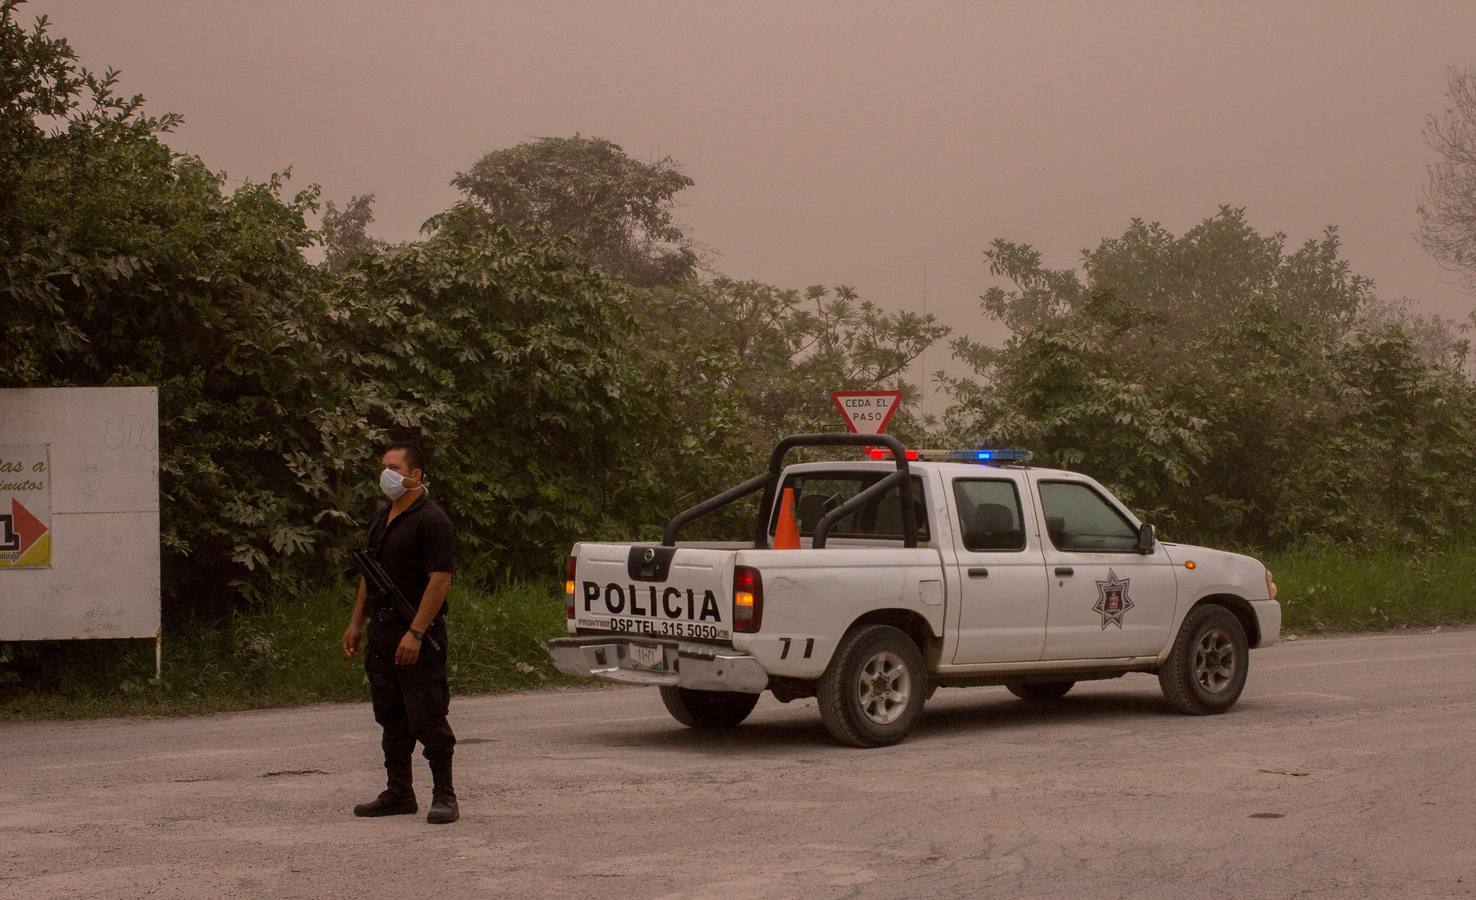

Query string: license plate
[627,643,663,672]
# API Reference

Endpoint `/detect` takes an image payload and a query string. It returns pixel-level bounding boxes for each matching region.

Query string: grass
[1265,540,1476,635]
[0,575,578,721]
[4,540,1474,720]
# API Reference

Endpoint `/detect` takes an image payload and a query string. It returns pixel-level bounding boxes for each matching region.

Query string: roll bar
[661,432,918,549]
[660,472,773,547]
[812,468,915,549]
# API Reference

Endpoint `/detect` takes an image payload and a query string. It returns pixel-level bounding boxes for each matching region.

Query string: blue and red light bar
[864,447,1032,465]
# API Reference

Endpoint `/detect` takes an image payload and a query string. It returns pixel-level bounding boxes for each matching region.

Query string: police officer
[340,442,459,824]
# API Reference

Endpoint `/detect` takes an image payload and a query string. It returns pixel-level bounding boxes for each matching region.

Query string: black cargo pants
[365,610,456,767]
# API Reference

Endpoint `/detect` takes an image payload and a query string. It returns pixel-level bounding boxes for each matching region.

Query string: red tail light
[733,565,763,633]
[565,556,577,619]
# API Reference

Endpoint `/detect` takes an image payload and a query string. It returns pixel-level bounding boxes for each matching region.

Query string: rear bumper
[548,636,769,694]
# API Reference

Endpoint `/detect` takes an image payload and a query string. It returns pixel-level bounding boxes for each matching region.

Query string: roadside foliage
[4,1,1475,637]
[943,209,1476,550]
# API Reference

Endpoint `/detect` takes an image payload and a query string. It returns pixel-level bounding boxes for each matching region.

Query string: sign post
[829,390,903,435]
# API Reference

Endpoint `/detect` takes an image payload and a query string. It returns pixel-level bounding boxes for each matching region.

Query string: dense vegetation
[944,213,1476,548]
[3,4,1475,715]
[1,5,956,620]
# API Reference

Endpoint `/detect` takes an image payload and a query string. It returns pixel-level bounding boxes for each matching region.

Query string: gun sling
[351,549,444,653]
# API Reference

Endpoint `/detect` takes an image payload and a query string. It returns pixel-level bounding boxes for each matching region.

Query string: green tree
[1355,297,1468,369]
[945,210,1476,548]
[632,278,950,442]
[2,0,184,384]
[944,318,1209,523]
[1,1,339,615]
[452,134,697,287]
[320,193,386,272]
[965,207,1371,368]
[322,202,709,568]
[1420,66,1476,295]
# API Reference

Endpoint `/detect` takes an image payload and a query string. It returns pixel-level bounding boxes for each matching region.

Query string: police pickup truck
[549,433,1281,747]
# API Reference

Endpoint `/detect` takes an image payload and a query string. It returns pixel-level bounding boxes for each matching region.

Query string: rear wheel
[1158,604,1249,714]
[1005,680,1075,701]
[817,625,928,747]
[659,686,759,729]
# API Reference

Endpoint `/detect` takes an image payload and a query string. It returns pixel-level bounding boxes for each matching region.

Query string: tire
[1158,604,1250,715]
[1005,680,1075,701]
[817,625,928,747]
[659,686,760,729]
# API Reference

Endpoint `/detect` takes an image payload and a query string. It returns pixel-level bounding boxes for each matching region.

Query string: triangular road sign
[830,390,903,435]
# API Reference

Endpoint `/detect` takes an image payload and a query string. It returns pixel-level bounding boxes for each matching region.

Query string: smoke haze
[36,0,1476,399]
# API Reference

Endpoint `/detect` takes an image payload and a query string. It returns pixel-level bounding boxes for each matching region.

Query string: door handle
[967,567,989,578]
[1054,566,1074,577]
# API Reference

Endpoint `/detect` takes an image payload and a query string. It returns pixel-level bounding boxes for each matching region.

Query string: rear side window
[1037,481,1137,551]
[952,479,1026,551]
[774,473,930,542]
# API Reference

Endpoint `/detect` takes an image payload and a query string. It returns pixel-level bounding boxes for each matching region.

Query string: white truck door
[948,473,1050,664]
[1030,476,1177,659]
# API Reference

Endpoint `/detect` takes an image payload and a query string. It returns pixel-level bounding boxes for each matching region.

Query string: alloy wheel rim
[1193,627,1237,693]
[856,650,911,725]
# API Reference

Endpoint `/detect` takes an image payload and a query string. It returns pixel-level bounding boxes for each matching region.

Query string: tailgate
[571,543,736,643]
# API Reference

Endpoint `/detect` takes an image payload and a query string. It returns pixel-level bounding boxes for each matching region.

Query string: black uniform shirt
[365,496,455,616]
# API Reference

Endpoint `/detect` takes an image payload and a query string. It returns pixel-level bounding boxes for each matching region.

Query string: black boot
[427,758,459,825]
[354,763,417,817]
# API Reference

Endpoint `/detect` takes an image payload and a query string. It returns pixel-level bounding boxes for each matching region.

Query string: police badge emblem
[1093,569,1134,629]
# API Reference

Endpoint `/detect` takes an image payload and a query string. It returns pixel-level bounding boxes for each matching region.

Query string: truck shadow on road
[583,689,1229,754]
[913,691,1179,738]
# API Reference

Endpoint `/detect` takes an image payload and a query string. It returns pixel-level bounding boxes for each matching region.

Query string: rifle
[352,549,443,652]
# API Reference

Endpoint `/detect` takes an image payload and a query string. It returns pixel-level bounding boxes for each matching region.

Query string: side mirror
[1135,523,1156,554]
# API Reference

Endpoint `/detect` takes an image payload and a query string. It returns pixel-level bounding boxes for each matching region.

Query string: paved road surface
[3,630,1474,898]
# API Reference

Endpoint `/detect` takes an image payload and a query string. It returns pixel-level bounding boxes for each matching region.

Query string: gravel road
[3,629,1474,899]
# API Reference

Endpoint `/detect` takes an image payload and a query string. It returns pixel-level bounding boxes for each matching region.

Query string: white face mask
[380,467,409,500]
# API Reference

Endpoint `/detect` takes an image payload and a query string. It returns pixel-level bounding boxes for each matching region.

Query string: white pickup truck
[549,433,1281,747]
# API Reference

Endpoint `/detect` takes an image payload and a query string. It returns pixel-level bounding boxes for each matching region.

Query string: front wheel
[659,686,759,729]
[817,625,928,747]
[1158,604,1249,714]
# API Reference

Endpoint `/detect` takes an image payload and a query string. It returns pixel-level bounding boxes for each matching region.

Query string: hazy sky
[33,0,1476,405]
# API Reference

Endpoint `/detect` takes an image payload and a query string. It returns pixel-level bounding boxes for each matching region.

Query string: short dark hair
[384,441,424,473]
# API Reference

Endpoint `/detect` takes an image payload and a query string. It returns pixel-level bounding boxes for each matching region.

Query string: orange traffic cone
[774,487,801,550]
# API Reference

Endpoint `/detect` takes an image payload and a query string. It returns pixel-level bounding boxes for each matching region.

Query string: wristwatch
[409,627,426,642]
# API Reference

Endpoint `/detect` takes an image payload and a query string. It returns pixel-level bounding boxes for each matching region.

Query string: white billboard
[0,387,160,642]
